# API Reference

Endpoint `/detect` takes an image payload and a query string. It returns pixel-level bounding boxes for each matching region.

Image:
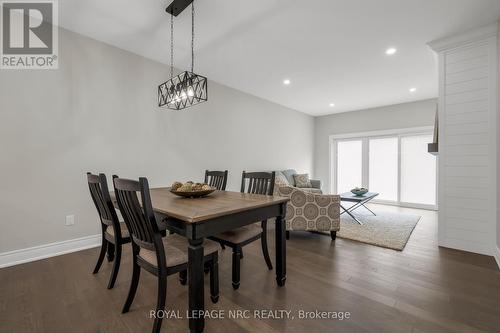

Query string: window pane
[401,135,436,205]
[336,140,362,194]
[369,137,398,201]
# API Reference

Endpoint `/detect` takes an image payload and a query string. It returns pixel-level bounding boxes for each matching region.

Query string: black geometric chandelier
[158,0,207,110]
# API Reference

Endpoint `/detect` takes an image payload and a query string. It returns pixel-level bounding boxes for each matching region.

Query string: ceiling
[58,0,500,116]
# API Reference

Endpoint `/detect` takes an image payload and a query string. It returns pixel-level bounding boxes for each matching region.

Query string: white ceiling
[58,0,500,116]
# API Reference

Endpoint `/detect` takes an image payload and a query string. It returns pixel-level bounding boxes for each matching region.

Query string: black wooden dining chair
[113,176,220,333]
[204,170,228,190]
[209,171,275,290]
[87,173,131,289]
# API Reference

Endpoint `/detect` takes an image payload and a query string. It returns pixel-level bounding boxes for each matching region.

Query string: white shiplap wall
[429,24,498,256]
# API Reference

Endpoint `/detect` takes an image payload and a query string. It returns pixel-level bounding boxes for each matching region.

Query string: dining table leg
[188,238,205,333]
[275,214,286,287]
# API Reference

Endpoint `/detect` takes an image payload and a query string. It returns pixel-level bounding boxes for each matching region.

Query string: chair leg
[92,237,107,274]
[179,270,187,285]
[240,249,244,259]
[152,275,167,333]
[232,247,241,290]
[286,231,290,240]
[330,231,337,241]
[261,222,273,270]
[107,242,115,262]
[122,257,141,313]
[210,254,219,303]
[107,243,122,289]
[221,243,225,250]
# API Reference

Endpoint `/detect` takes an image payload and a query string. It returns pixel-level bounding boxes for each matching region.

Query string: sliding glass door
[401,134,436,206]
[369,137,398,201]
[336,140,363,194]
[332,130,437,209]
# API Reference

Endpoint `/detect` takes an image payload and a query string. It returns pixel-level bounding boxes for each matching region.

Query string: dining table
[112,187,289,333]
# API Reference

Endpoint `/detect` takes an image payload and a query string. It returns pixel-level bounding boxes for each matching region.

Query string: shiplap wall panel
[445,144,489,156]
[445,78,488,94]
[435,30,498,255]
[446,56,489,73]
[444,176,490,188]
[445,44,488,63]
[445,100,488,115]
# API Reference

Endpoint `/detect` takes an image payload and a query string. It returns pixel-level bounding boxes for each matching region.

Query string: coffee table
[339,192,379,225]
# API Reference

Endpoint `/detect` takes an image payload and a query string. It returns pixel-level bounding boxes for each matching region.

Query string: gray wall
[314,99,437,194]
[0,28,314,253]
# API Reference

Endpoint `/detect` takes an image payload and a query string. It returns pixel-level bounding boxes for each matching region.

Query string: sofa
[277,185,340,240]
[274,169,323,194]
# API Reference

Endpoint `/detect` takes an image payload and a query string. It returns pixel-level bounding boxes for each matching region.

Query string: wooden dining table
[112,188,289,333]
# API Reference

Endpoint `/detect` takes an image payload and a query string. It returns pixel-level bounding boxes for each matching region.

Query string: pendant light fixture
[158,0,207,110]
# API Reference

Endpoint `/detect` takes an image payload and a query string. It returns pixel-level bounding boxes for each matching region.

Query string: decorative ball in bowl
[351,187,368,196]
[170,181,216,198]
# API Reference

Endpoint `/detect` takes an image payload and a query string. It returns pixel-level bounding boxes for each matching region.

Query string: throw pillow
[294,174,312,188]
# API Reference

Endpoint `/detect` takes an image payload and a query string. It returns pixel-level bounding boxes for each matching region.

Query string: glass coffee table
[339,192,379,225]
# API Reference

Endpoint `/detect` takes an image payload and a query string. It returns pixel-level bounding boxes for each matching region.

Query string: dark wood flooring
[1,205,499,332]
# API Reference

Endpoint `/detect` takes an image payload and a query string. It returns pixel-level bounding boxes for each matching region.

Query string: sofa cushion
[274,172,290,195]
[294,174,312,188]
[275,171,289,186]
[281,169,297,186]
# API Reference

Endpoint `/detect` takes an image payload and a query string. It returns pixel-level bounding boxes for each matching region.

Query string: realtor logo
[1,0,58,69]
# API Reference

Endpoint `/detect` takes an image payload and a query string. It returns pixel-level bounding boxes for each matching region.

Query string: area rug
[335,211,421,250]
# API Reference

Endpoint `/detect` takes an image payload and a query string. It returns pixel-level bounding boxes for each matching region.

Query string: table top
[339,192,379,202]
[111,187,289,224]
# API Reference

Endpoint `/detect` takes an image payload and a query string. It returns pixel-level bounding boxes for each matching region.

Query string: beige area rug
[336,211,421,250]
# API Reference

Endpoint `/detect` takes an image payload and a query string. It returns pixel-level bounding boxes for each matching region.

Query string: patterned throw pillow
[294,174,312,188]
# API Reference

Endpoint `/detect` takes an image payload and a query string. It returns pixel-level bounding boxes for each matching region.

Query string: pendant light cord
[169,1,195,77]
[170,9,174,78]
[191,1,195,73]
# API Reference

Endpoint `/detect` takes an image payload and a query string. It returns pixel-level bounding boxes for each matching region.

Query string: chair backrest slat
[87,173,121,234]
[204,170,228,191]
[241,171,275,195]
[113,177,160,251]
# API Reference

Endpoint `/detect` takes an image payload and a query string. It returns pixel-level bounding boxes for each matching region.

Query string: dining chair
[87,172,131,289]
[113,176,220,333]
[209,171,275,290]
[204,170,228,190]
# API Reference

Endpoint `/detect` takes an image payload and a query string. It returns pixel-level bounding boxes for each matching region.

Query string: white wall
[314,99,437,194]
[0,27,314,254]
[429,23,498,257]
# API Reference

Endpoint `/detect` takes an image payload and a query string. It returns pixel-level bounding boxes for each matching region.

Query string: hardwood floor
[1,204,499,332]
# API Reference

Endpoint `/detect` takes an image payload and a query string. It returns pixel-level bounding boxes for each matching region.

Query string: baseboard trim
[438,237,493,256]
[0,234,101,269]
[494,245,500,271]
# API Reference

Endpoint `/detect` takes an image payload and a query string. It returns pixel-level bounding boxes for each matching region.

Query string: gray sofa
[274,169,322,194]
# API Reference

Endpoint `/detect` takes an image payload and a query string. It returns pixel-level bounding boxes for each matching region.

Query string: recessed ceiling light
[385,47,397,55]
[283,79,291,85]
[329,103,335,107]
[409,87,417,93]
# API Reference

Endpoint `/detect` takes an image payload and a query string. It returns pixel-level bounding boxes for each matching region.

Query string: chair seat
[139,234,220,268]
[214,223,262,244]
[106,222,129,238]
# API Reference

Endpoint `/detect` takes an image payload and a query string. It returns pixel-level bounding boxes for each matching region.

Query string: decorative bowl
[351,188,368,196]
[170,188,216,198]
